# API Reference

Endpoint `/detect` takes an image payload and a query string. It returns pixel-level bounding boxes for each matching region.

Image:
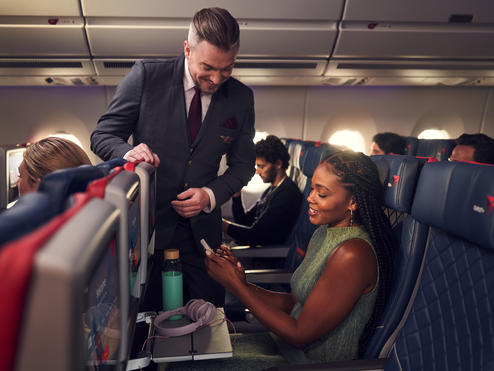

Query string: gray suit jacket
[91,55,256,250]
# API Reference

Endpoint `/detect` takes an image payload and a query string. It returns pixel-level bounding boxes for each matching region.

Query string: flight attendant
[91,7,256,308]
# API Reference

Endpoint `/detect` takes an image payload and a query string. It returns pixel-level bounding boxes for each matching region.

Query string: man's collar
[183,58,195,92]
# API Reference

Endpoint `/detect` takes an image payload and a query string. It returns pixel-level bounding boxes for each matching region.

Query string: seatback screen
[84,238,121,367]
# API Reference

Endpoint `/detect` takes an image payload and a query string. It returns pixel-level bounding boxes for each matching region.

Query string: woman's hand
[204,245,246,291]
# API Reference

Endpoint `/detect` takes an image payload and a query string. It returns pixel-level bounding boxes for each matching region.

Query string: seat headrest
[301,144,341,177]
[415,139,456,161]
[95,158,126,174]
[37,165,106,214]
[371,155,423,213]
[411,161,494,249]
[0,192,55,246]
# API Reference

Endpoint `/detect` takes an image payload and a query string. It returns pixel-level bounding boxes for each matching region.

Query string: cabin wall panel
[0,86,106,164]
[0,85,492,163]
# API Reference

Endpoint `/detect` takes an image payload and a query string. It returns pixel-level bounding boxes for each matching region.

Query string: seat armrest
[245,268,293,284]
[231,244,290,258]
[265,358,387,371]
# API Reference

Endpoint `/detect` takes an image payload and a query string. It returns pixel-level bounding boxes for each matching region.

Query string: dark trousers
[140,219,225,312]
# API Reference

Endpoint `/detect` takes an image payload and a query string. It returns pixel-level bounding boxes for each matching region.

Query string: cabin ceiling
[1,0,494,87]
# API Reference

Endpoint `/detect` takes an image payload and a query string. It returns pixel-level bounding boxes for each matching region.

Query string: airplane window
[417,129,450,139]
[253,131,269,143]
[329,130,366,153]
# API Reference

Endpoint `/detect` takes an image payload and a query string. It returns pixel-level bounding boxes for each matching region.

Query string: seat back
[403,136,418,156]
[14,195,124,371]
[123,161,157,291]
[0,193,56,246]
[37,165,107,214]
[86,168,141,363]
[386,161,494,371]
[363,155,429,358]
[415,139,455,161]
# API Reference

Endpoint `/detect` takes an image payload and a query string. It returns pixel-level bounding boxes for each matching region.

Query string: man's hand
[171,188,210,218]
[125,143,160,167]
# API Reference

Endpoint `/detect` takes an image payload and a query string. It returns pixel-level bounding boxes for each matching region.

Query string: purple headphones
[154,299,217,337]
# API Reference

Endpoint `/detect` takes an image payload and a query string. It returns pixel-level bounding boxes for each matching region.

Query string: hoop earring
[350,209,354,227]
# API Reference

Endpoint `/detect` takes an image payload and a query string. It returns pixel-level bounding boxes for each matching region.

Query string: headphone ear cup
[185,299,216,324]
[154,300,217,337]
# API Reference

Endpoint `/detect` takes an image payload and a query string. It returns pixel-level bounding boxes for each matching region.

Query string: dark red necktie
[188,86,202,143]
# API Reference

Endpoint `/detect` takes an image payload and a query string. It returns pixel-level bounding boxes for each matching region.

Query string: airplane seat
[123,161,157,294]
[415,139,455,161]
[363,155,429,359]
[0,193,97,371]
[37,165,107,214]
[11,194,127,371]
[283,143,341,271]
[386,161,494,371]
[287,140,306,190]
[0,192,56,246]
[95,157,127,173]
[403,136,418,156]
[86,167,141,365]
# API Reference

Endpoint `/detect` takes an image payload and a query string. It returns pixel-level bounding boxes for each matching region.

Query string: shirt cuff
[123,150,132,160]
[202,187,216,213]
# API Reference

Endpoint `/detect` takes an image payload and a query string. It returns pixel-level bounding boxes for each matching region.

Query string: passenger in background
[222,135,302,246]
[206,151,395,364]
[449,133,494,164]
[17,136,91,195]
[370,132,406,155]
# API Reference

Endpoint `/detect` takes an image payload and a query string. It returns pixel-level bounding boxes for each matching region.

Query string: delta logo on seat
[387,175,400,188]
[472,195,494,214]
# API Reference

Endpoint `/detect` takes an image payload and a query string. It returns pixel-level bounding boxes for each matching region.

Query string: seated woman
[17,136,92,195]
[205,150,395,364]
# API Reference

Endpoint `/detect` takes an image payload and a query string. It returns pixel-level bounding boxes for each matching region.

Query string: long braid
[323,151,396,357]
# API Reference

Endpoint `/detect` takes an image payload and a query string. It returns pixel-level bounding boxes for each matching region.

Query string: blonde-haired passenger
[17,137,91,195]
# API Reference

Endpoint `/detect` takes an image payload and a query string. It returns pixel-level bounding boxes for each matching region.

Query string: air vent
[0,61,83,68]
[234,62,318,69]
[103,61,136,69]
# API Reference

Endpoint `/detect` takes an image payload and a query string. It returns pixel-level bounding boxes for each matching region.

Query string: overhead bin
[334,0,494,60]
[2,0,82,16]
[0,0,89,58]
[81,0,342,20]
[82,0,342,58]
[342,0,494,23]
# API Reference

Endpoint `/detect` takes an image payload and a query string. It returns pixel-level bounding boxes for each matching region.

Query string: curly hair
[322,150,396,356]
[372,132,406,155]
[255,135,290,170]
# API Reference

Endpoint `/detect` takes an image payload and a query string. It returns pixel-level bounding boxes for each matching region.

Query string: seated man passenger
[206,151,395,365]
[17,136,92,195]
[370,132,406,156]
[449,133,494,164]
[222,135,302,246]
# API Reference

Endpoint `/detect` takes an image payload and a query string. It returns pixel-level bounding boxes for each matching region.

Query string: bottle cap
[165,249,179,260]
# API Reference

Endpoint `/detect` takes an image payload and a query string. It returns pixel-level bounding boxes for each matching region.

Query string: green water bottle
[162,249,183,320]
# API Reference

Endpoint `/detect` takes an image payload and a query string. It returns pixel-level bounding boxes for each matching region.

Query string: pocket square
[220,135,233,144]
[220,117,238,129]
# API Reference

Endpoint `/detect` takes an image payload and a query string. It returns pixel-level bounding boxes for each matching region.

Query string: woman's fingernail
[237,262,242,268]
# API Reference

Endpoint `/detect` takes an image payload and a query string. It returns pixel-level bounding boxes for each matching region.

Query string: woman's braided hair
[322,150,396,356]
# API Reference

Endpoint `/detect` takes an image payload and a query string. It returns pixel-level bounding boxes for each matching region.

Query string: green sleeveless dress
[275,225,379,363]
